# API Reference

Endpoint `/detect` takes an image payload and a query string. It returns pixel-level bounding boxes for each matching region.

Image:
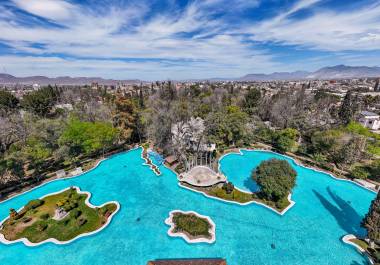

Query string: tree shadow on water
[312,187,364,236]
[350,260,368,265]
[243,177,259,192]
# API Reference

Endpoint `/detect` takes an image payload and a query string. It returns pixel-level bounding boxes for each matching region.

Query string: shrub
[222,182,234,194]
[37,223,48,232]
[71,209,82,219]
[273,128,298,153]
[77,218,87,226]
[252,159,297,202]
[351,166,370,179]
[25,199,44,210]
[40,213,50,220]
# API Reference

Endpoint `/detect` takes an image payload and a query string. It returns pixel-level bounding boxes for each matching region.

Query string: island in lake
[165,210,215,244]
[0,186,119,246]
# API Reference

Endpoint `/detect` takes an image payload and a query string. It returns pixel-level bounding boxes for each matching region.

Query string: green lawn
[350,238,369,250]
[172,212,211,238]
[0,187,117,243]
[202,186,290,212]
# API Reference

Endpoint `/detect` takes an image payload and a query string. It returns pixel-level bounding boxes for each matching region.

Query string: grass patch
[350,238,368,250]
[0,187,117,243]
[172,212,211,238]
[183,183,291,212]
[207,186,253,203]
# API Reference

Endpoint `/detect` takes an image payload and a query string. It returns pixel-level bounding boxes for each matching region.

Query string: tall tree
[21,86,59,116]
[339,91,358,125]
[243,87,261,114]
[362,192,380,245]
[0,90,19,113]
[252,159,297,202]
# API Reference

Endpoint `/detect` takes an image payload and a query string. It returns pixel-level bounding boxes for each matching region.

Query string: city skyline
[0,0,379,80]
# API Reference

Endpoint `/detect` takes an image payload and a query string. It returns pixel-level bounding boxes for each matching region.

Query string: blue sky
[0,0,379,80]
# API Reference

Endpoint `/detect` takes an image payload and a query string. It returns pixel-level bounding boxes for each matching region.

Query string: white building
[358,111,380,130]
[32,84,40,90]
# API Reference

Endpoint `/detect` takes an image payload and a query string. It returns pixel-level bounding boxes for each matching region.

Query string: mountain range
[0,74,140,85]
[0,65,379,85]
[238,65,380,81]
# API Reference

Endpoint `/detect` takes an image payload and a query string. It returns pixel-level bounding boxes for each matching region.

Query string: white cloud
[0,0,379,79]
[11,0,76,21]
[248,0,380,51]
[0,0,281,79]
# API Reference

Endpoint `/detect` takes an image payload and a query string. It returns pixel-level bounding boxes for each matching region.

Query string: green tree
[113,97,136,141]
[0,90,19,112]
[334,135,366,165]
[252,159,297,202]
[205,106,248,147]
[310,129,343,155]
[59,119,119,158]
[21,86,59,116]
[243,88,261,114]
[339,91,359,125]
[273,128,298,152]
[362,192,380,244]
[351,166,369,179]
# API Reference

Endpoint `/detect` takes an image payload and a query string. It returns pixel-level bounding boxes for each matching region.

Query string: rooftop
[360,111,379,117]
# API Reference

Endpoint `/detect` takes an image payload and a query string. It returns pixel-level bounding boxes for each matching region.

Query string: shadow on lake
[313,187,366,237]
[243,177,260,193]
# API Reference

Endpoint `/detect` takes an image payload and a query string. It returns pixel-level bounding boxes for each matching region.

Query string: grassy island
[0,187,118,245]
[165,210,215,243]
[182,183,291,212]
[180,158,296,213]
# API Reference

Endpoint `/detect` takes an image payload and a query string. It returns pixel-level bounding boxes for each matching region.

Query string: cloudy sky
[0,0,379,80]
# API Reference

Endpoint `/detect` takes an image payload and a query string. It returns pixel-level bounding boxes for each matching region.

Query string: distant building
[358,111,380,130]
[54,103,73,111]
[32,83,40,90]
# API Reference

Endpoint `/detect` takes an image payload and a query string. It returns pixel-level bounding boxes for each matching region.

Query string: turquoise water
[0,148,375,265]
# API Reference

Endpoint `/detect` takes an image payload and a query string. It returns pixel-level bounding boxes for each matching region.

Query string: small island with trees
[251,158,297,211]
[182,158,297,214]
[0,187,119,246]
[165,210,216,244]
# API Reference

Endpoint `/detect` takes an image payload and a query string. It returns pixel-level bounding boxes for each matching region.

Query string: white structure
[179,166,226,187]
[69,167,83,176]
[54,103,73,111]
[358,111,380,130]
[32,84,40,90]
[55,169,66,178]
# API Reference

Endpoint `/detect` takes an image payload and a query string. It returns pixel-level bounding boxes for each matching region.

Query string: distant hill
[237,65,380,81]
[0,74,140,85]
[239,71,310,81]
[306,65,380,79]
[1,65,380,84]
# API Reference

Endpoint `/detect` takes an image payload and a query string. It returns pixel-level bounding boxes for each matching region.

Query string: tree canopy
[252,159,297,202]
[59,119,119,156]
[0,90,19,112]
[273,128,298,152]
[362,192,380,243]
[21,86,59,116]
